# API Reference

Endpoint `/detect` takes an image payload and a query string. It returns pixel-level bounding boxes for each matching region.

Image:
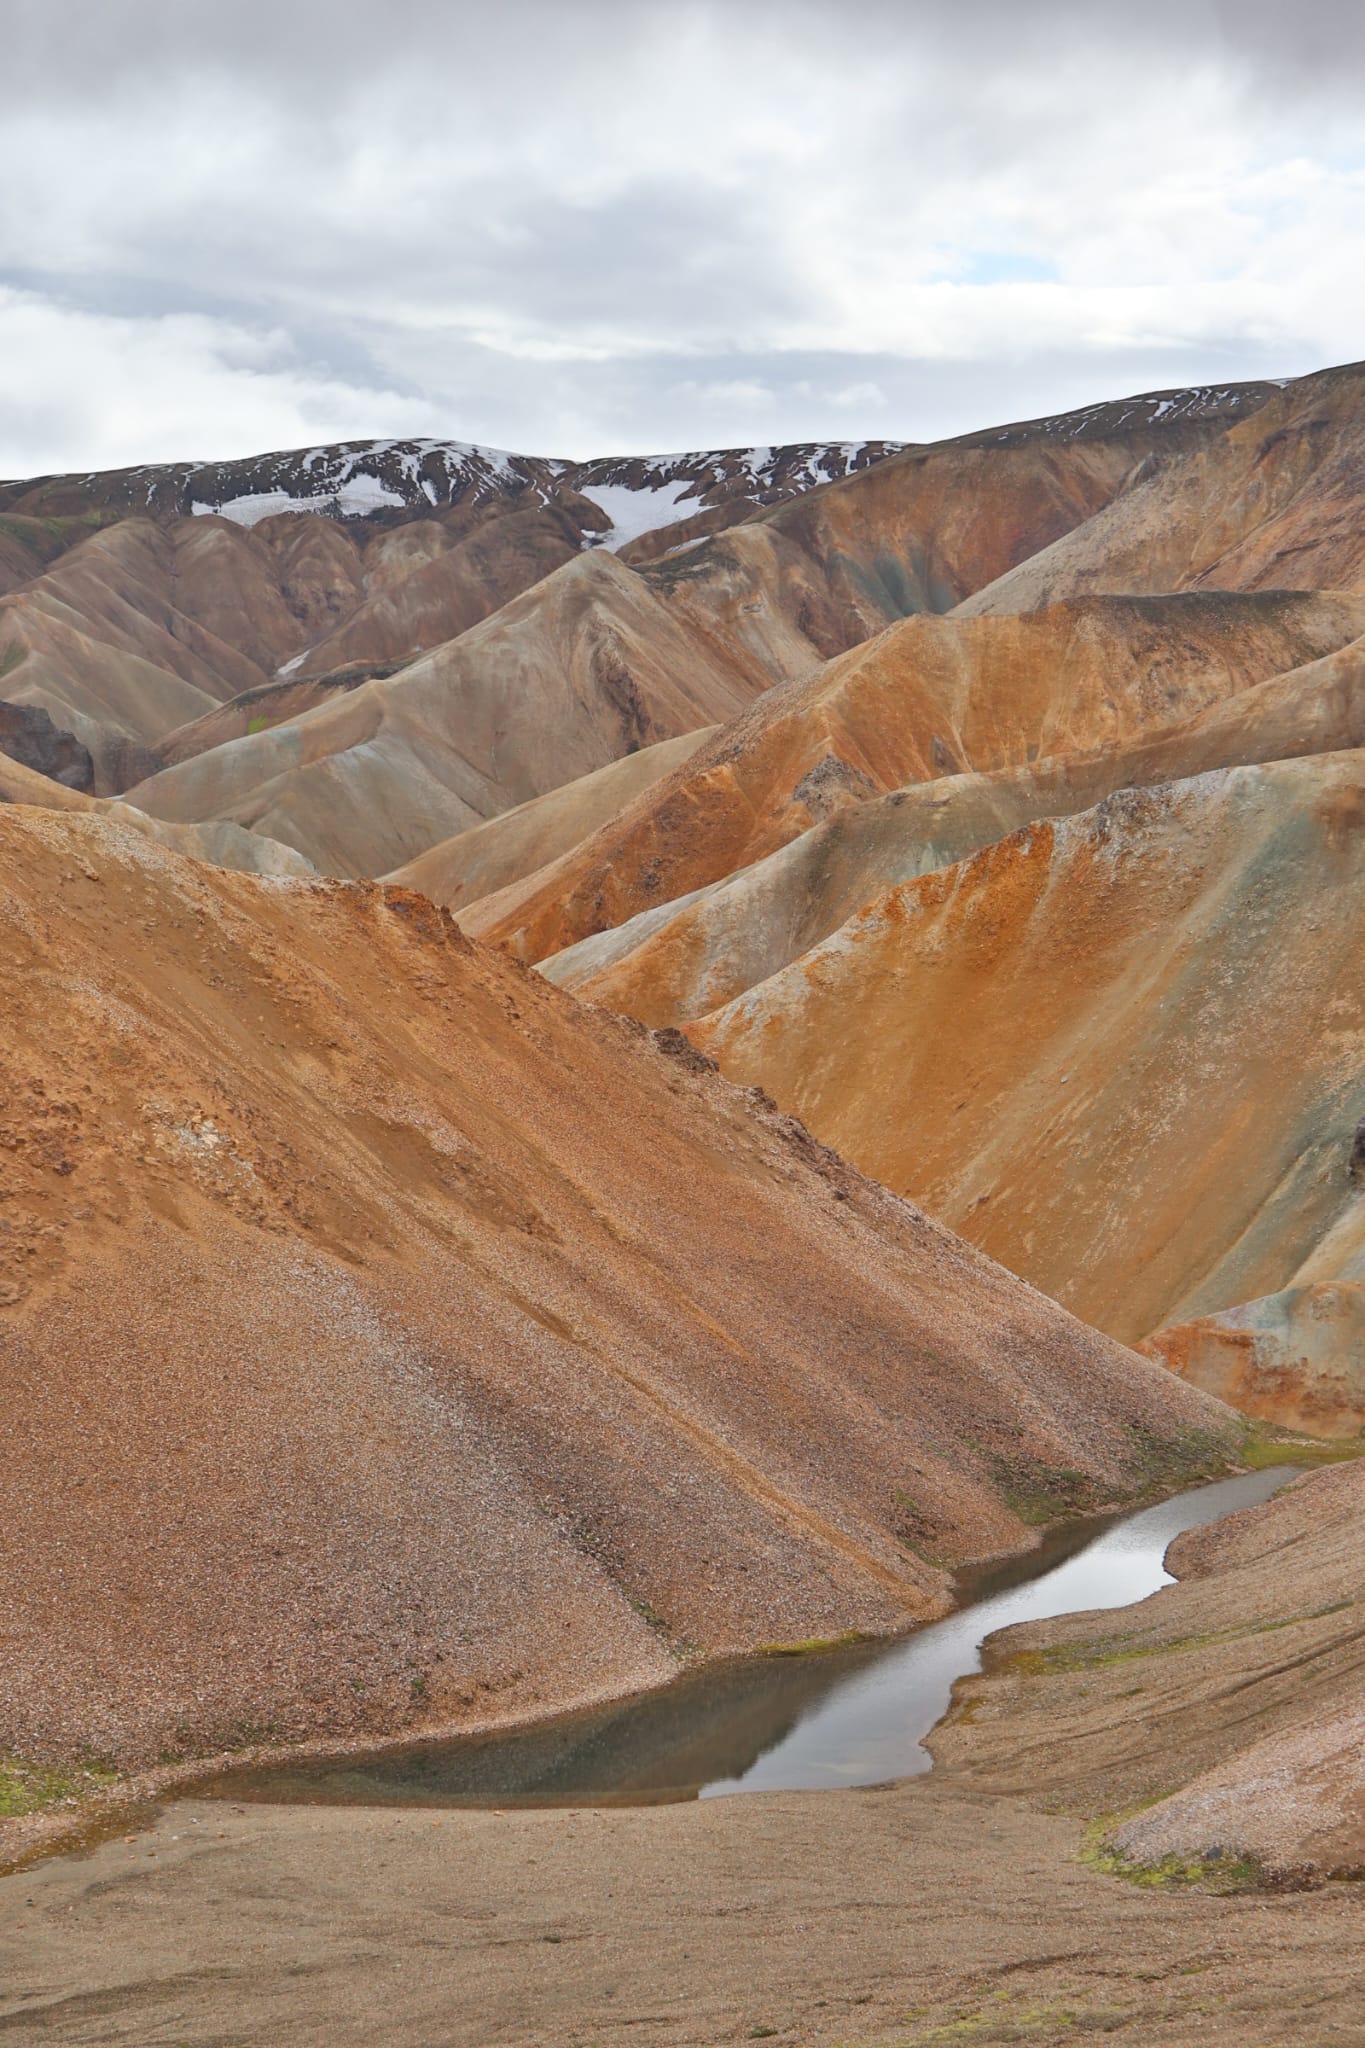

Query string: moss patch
[1080,1813,1265,1892]
[1120,1421,1239,1494]
[1238,1424,1365,1470]
[757,1630,866,1658]
[1007,1594,1357,1679]
[0,1756,120,1818]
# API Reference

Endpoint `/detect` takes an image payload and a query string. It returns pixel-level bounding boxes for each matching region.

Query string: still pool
[196,1465,1296,1810]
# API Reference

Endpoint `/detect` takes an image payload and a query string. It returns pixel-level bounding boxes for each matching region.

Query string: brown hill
[960,359,1365,615]
[0,439,902,794]
[386,728,717,914]
[0,806,1234,1770]
[469,591,1365,964]
[689,753,1365,1347]
[0,382,1276,824]
[669,378,1279,656]
[542,625,1365,1027]
[123,551,767,874]
[0,513,382,788]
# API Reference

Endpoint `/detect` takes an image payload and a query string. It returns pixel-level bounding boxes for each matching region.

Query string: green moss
[0,642,24,682]
[1080,1814,1265,1892]
[246,713,271,734]
[0,509,122,565]
[894,1487,949,1565]
[1008,1595,1358,1678]
[900,1994,1135,2041]
[757,1630,865,1658]
[0,1756,119,1818]
[1238,1423,1365,1470]
[988,1454,1105,1527]
[1120,1421,1239,1493]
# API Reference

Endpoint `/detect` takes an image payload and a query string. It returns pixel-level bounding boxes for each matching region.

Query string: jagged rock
[0,699,94,791]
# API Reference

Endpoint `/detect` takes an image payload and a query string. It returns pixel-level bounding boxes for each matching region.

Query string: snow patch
[580,478,699,552]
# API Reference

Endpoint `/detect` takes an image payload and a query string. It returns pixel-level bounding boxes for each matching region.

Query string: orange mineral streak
[961,359,1365,614]
[0,806,1232,1768]
[1140,1284,1365,1436]
[690,754,1365,1347]
[540,623,1365,1031]
[472,590,1365,965]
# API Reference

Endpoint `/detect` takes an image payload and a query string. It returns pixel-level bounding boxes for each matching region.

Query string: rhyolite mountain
[0,379,1275,803]
[0,805,1236,1769]
[5,359,1365,1800]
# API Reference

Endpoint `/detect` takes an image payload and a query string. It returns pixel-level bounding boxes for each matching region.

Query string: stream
[199,1464,1295,1810]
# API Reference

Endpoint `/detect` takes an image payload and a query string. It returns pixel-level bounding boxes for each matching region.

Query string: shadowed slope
[544,626,1365,1026]
[0,515,375,787]
[0,752,315,875]
[469,591,1365,963]
[387,728,717,913]
[0,807,1234,1770]
[700,378,1280,647]
[690,754,1365,1345]
[960,360,1365,615]
[124,551,762,875]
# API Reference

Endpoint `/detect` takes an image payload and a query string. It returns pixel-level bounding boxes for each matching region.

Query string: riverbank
[3,1438,1351,1874]
[4,1780,1362,2046]
[3,1455,1362,2044]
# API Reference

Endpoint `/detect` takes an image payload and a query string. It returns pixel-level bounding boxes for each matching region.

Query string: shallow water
[202,1465,1294,1810]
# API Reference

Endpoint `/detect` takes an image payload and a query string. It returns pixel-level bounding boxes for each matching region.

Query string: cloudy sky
[1,0,1362,473]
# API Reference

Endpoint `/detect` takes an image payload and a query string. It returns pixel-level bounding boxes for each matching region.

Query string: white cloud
[0,292,434,474]
[0,0,1361,468]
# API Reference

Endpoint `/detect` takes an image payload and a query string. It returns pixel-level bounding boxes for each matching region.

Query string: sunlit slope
[470,591,1365,963]
[0,807,1233,1767]
[690,754,1365,1345]
[543,625,1365,1026]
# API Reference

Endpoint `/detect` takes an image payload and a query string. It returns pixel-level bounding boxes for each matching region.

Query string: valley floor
[3,1782,1363,2047]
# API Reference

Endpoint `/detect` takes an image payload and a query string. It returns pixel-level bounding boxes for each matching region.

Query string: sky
[1,0,1362,473]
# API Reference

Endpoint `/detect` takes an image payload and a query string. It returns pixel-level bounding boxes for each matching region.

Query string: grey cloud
[0,0,1360,471]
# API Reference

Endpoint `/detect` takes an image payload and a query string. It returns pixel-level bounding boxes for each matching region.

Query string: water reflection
[201,1465,1293,1810]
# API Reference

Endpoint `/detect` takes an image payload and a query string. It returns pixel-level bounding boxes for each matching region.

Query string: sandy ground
[3,1781,1364,2048]
[7,1464,1363,2046]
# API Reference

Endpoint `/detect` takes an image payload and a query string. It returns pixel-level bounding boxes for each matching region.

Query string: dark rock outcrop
[0,701,94,792]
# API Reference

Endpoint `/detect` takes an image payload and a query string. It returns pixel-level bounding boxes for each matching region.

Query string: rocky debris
[0,700,93,791]
[0,806,1234,1770]
[1112,1706,1365,1886]
[929,1457,1365,1887]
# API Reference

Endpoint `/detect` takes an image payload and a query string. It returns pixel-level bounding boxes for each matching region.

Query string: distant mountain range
[3,360,1363,1847]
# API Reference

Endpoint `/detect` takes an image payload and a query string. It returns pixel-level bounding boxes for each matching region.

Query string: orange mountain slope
[544,625,1365,1028]
[468,590,1365,963]
[0,806,1237,1769]
[689,753,1365,1347]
